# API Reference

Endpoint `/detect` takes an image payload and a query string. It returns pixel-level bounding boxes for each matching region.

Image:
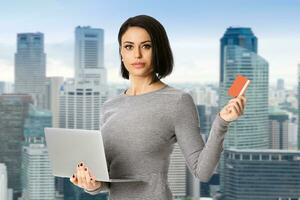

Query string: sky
[0,0,300,87]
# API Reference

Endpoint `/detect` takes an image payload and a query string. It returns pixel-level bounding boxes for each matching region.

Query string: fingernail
[80,163,83,166]
[72,174,75,178]
[90,178,93,181]
[77,164,80,167]
[84,167,87,171]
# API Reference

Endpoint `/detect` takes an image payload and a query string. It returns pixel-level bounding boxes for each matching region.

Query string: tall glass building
[59,26,108,200]
[269,108,289,149]
[219,28,269,149]
[22,143,55,200]
[60,26,108,131]
[220,27,257,83]
[75,26,106,84]
[21,105,55,200]
[219,27,269,196]
[23,104,52,140]
[15,33,47,109]
[0,94,33,200]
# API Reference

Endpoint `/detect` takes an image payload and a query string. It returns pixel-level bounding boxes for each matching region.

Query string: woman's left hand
[219,94,247,122]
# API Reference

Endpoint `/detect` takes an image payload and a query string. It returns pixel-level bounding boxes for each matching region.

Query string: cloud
[45,41,74,78]
[47,58,74,78]
[167,38,220,83]
[0,58,14,82]
[260,36,300,87]
[0,43,14,82]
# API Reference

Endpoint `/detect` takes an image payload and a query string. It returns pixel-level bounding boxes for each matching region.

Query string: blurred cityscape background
[0,1,300,200]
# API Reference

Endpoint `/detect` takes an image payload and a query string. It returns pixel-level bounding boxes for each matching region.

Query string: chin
[130,69,152,76]
[130,72,152,78]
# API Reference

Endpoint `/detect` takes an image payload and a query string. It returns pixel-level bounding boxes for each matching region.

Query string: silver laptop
[44,127,140,183]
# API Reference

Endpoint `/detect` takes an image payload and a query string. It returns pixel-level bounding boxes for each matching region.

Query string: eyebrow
[123,40,151,45]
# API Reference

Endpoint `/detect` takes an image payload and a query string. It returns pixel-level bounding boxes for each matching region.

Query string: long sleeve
[173,92,230,182]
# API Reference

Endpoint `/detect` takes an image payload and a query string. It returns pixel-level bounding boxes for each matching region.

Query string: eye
[124,45,133,50]
[142,44,152,49]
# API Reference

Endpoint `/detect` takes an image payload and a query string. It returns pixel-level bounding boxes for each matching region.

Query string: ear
[119,48,124,61]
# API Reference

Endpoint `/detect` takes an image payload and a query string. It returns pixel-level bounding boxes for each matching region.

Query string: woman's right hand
[70,162,102,192]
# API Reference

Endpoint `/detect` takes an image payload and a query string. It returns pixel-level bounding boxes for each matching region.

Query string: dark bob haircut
[118,15,174,84]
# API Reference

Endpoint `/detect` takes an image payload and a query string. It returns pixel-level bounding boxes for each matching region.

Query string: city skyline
[1,7,299,197]
[0,0,299,87]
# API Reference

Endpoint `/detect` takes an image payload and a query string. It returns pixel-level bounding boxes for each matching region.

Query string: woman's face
[120,26,153,78]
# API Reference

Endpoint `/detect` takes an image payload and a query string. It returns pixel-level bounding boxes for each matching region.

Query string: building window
[252,154,259,160]
[85,34,97,38]
[234,154,240,160]
[262,155,269,160]
[243,154,250,160]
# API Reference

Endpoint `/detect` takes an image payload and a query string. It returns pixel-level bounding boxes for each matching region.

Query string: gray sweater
[85,85,230,199]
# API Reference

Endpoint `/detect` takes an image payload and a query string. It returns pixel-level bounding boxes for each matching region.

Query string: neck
[126,75,163,95]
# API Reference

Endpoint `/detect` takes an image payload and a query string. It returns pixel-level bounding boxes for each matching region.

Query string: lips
[132,62,145,68]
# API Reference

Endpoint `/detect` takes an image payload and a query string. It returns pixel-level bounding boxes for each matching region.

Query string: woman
[70,15,246,199]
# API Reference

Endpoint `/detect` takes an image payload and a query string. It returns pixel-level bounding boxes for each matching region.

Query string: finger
[239,97,246,114]
[89,177,95,187]
[235,99,242,113]
[241,96,247,112]
[84,167,92,187]
[88,169,97,187]
[77,162,85,187]
[237,96,244,108]
[70,173,78,185]
[87,168,98,187]
[81,163,88,188]
[240,95,247,108]
[76,164,81,187]
[232,103,241,115]
[91,175,97,187]
[76,170,82,187]
[228,103,238,115]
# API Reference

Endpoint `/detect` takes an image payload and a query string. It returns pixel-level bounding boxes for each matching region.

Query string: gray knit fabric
[84,85,230,199]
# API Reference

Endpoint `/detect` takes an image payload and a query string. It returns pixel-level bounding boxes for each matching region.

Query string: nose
[134,46,142,58]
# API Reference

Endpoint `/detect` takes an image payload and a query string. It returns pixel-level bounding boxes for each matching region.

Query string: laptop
[44,127,140,182]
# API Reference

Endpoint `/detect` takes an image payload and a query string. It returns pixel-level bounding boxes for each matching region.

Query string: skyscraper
[219,27,269,150]
[23,104,52,139]
[269,109,289,149]
[60,26,108,131]
[21,105,55,200]
[277,78,285,90]
[75,26,106,84]
[0,94,33,200]
[15,33,47,109]
[220,27,257,83]
[59,78,107,130]
[59,26,108,200]
[22,142,55,200]
[46,77,64,128]
[219,27,269,196]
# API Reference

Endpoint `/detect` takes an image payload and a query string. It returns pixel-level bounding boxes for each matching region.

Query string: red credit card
[228,74,251,97]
